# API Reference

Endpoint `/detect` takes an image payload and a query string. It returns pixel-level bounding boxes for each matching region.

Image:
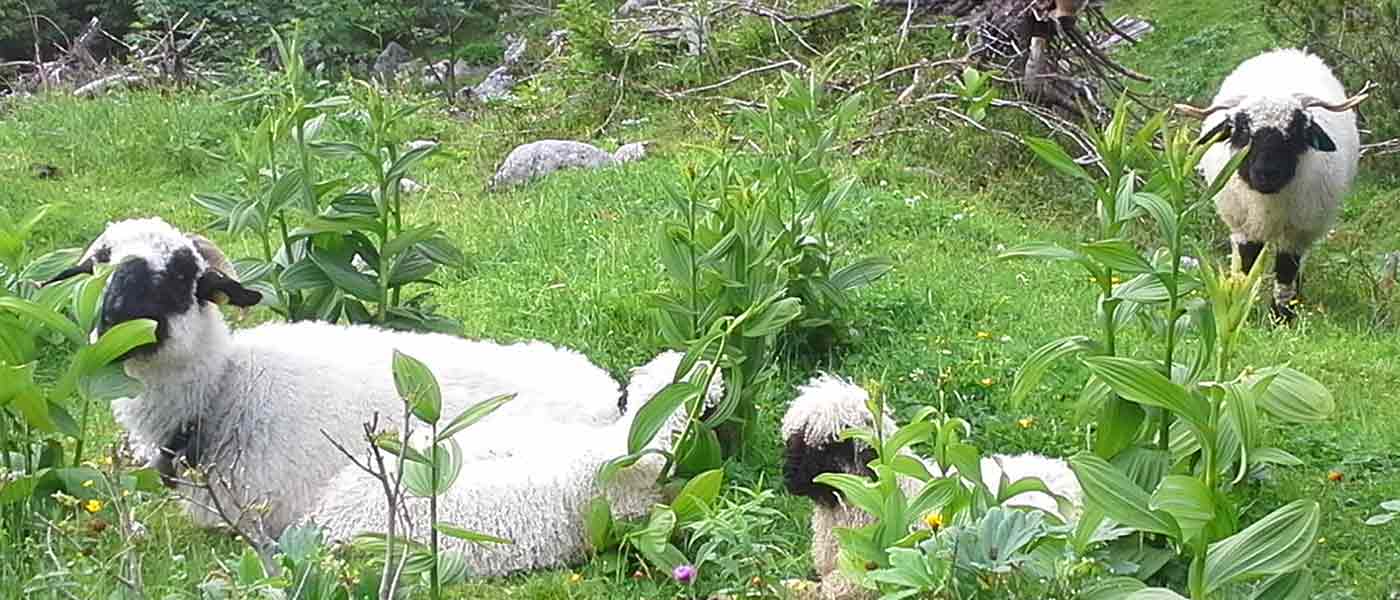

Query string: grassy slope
[2,0,1399,597]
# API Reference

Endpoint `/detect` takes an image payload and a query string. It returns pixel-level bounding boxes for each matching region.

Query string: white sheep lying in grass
[311,350,723,576]
[780,373,1082,600]
[46,218,715,562]
[1176,48,1372,319]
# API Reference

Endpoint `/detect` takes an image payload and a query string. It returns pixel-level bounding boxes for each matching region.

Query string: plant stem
[72,391,91,467]
[429,423,440,600]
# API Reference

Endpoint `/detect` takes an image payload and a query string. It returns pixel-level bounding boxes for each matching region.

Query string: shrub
[1264,0,1400,139]
[1001,99,1335,598]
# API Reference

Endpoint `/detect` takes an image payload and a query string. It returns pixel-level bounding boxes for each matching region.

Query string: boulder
[373,42,411,83]
[490,140,647,190]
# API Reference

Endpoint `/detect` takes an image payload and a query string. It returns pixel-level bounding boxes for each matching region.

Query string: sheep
[42,217,699,541]
[309,350,726,577]
[1176,48,1372,320]
[780,373,1082,600]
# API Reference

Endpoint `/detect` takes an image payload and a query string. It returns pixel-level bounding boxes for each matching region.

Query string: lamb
[780,373,1082,600]
[43,217,709,545]
[1176,48,1372,320]
[310,350,725,577]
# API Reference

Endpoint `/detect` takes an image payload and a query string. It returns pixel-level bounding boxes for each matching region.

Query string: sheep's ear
[1194,119,1232,147]
[1306,121,1337,152]
[196,270,262,307]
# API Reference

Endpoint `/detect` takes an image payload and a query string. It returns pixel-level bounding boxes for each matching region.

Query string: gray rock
[502,35,528,66]
[612,142,647,163]
[373,42,411,83]
[617,0,658,16]
[468,66,516,102]
[490,140,622,189]
[421,59,472,88]
[547,30,569,52]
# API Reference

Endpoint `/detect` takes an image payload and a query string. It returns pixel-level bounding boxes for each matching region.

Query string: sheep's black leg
[1237,241,1264,275]
[1272,251,1303,322]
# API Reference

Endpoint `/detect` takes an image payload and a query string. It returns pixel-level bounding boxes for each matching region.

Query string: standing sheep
[1176,48,1372,320]
[781,373,1082,600]
[43,217,710,548]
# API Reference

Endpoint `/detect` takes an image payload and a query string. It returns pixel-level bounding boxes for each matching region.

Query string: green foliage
[0,0,136,62]
[1003,100,1335,599]
[194,28,464,333]
[1264,0,1400,138]
[132,0,499,64]
[815,385,1086,598]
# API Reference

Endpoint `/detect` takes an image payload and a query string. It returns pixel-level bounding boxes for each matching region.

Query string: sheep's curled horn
[1174,81,1377,120]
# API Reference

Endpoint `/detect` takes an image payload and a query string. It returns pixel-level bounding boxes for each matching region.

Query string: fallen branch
[667,59,802,97]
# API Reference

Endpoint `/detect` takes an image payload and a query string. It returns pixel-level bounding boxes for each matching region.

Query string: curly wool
[1198,48,1359,254]
[92,219,632,537]
[307,351,726,577]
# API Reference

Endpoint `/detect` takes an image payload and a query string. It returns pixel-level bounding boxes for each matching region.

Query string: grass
[3,1,1400,598]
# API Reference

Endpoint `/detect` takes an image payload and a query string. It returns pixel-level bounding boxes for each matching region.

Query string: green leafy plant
[950,66,999,123]
[195,27,464,332]
[346,349,514,600]
[1001,99,1336,599]
[811,384,1074,596]
[0,222,161,588]
[1365,499,1400,526]
[584,468,724,577]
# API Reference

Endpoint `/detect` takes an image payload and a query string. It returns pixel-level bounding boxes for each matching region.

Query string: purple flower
[672,564,697,585]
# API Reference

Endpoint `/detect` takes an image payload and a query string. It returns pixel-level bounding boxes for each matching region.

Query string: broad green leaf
[1075,576,1146,600]
[1010,335,1098,405]
[267,168,305,214]
[1124,590,1189,600]
[403,439,463,496]
[1113,273,1170,304]
[627,382,699,454]
[1024,137,1094,182]
[883,421,935,458]
[434,523,511,545]
[1070,454,1179,538]
[386,146,438,183]
[631,506,683,570]
[236,547,267,583]
[1111,447,1170,494]
[1083,356,1210,431]
[289,215,383,239]
[374,435,430,465]
[382,224,439,261]
[742,297,801,338]
[583,496,615,552]
[308,246,380,302]
[997,241,1087,264]
[1080,240,1154,275]
[308,141,373,162]
[1203,500,1319,593]
[416,235,465,269]
[1247,367,1335,424]
[1149,475,1215,539]
[391,350,441,424]
[0,297,83,345]
[73,268,112,334]
[1134,192,1178,243]
[1094,397,1146,459]
[908,477,961,519]
[19,248,83,284]
[1250,570,1313,600]
[830,257,893,291]
[280,258,333,291]
[191,192,242,218]
[812,473,885,516]
[1251,448,1303,467]
[672,469,723,525]
[596,448,669,485]
[437,393,514,442]
[1365,513,1397,526]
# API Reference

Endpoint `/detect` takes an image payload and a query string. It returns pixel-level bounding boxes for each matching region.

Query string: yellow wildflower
[975,331,992,340]
[1017,417,1035,429]
[980,377,994,387]
[82,499,103,514]
[923,512,943,530]
[567,573,583,584]
[81,480,95,488]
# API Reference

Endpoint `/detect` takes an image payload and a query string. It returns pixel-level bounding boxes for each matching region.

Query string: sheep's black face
[99,248,202,357]
[1227,109,1337,195]
[783,434,877,508]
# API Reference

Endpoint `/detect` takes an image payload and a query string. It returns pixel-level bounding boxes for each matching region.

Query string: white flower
[1180,256,1200,270]
[952,213,966,222]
